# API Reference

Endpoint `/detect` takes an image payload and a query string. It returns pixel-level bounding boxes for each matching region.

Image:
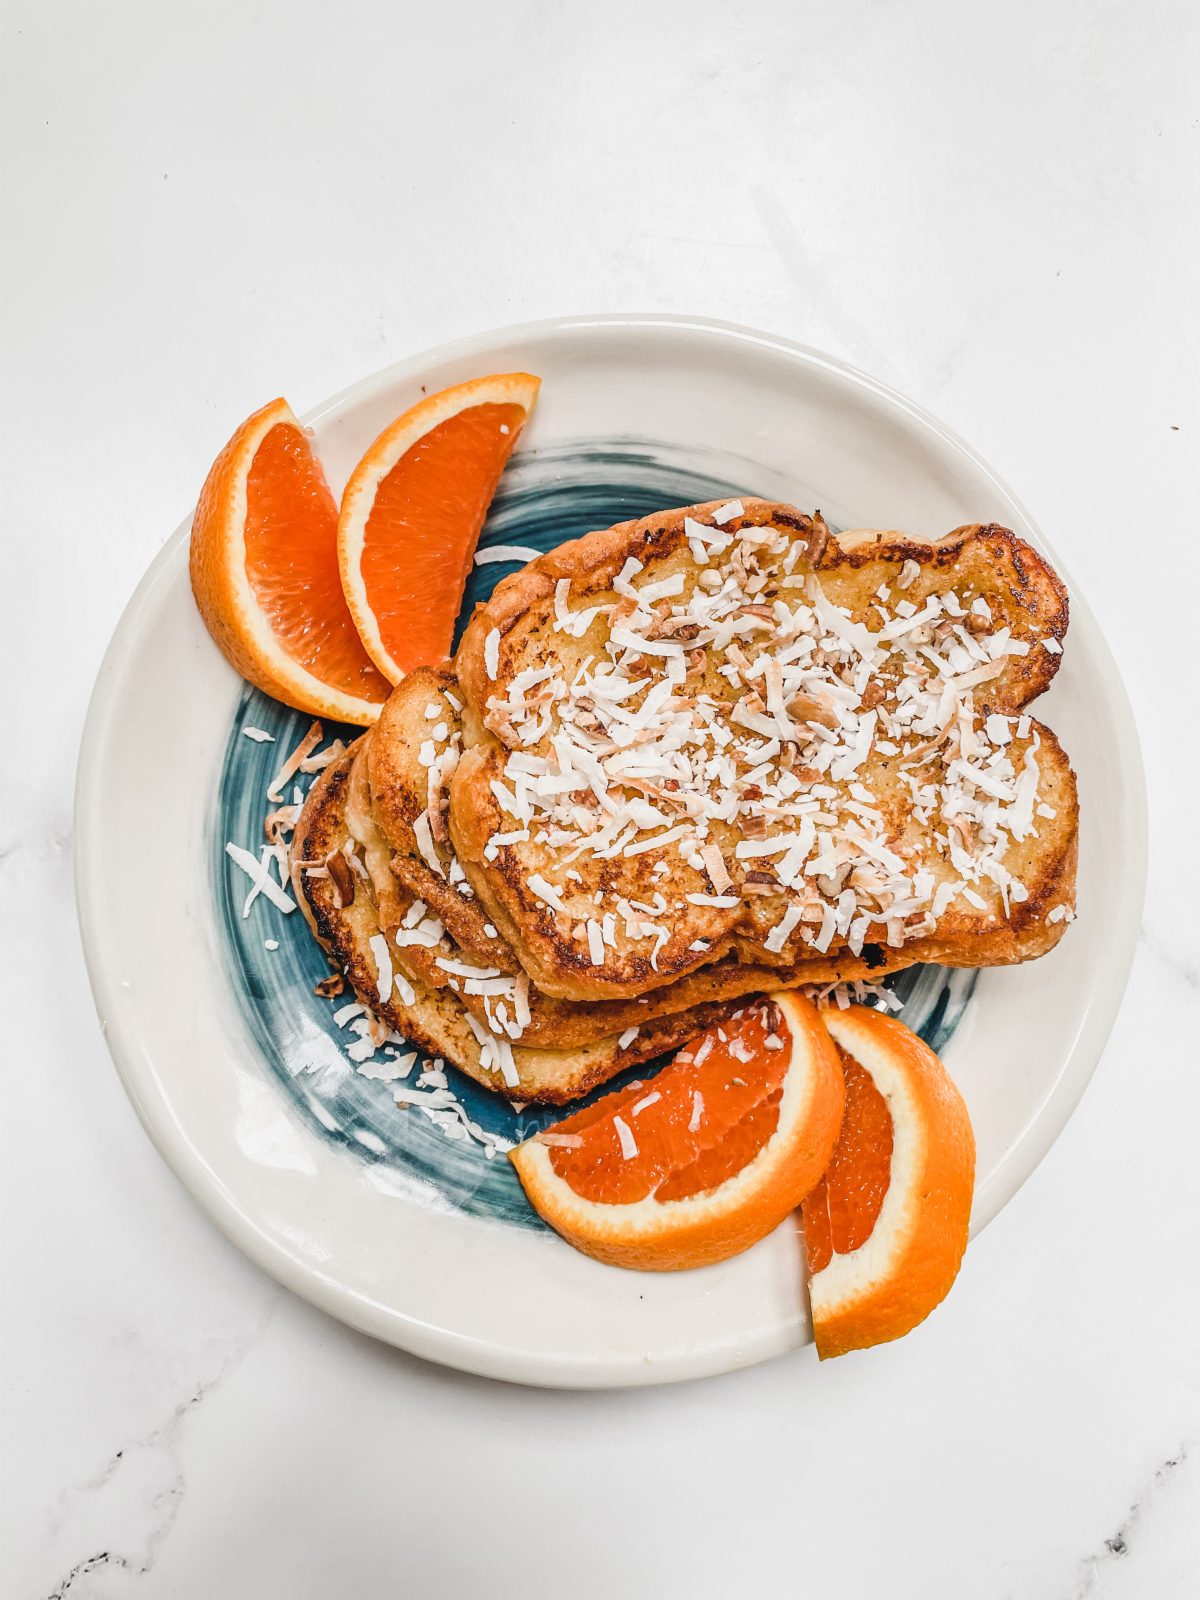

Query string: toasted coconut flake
[413,813,444,879]
[300,739,347,773]
[472,507,1063,979]
[613,1115,638,1160]
[475,544,541,566]
[484,628,501,679]
[357,1053,417,1083]
[527,873,568,915]
[324,850,355,908]
[764,901,803,953]
[367,933,393,1004]
[786,692,839,729]
[699,841,733,894]
[267,720,323,800]
[712,499,744,526]
[896,558,921,590]
[264,802,301,845]
[226,841,297,916]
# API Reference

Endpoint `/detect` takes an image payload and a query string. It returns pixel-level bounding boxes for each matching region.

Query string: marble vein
[43,1306,275,1598]
[0,825,72,872]
[1138,928,1199,992]
[1068,1444,1190,1599]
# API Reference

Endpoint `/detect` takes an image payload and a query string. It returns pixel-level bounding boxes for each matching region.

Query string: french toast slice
[359,672,1052,1050]
[367,665,519,969]
[291,750,747,1103]
[364,639,1075,1022]
[449,499,1076,1002]
[358,706,839,1046]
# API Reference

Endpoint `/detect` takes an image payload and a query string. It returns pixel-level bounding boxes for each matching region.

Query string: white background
[3,2,1199,1596]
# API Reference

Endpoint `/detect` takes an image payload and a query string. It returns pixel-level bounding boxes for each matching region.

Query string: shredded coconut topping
[613,1115,638,1160]
[484,628,501,680]
[226,841,296,917]
[477,511,1057,973]
[267,720,323,800]
[475,544,541,567]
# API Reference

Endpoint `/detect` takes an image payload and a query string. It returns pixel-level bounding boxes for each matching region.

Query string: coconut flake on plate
[266,720,324,800]
[226,841,297,916]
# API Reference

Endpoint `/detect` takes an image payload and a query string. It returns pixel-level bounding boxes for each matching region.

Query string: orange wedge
[800,1006,975,1359]
[510,994,845,1272]
[189,398,392,725]
[338,372,540,681]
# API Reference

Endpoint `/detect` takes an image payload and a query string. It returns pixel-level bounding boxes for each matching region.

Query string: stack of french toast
[292,499,1077,1105]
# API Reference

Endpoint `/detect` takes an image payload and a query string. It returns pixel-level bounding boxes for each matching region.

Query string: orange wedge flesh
[801,1050,894,1271]
[800,1006,975,1359]
[244,421,392,702]
[339,374,540,682]
[510,994,845,1272]
[546,1003,790,1204]
[189,397,390,725]
[360,402,529,655]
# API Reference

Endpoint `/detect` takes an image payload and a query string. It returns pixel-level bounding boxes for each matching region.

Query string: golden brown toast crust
[388,849,522,972]
[361,545,1076,1011]
[360,720,867,1046]
[367,666,458,863]
[361,674,1063,1044]
[448,728,1076,999]
[448,499,1075,1002]
[291,727,1073,1104]
[456,500,1067,715]
[367,666,524,968]
[290,751,749,1103]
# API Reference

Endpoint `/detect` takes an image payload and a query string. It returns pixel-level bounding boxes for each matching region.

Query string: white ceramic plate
[76,315,1146,1387]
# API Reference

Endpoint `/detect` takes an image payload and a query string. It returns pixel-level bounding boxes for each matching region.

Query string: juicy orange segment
[801,1050,894,1272]
[339,374,540,682]
[243,421,390,702]
[189,398,390,725]
[800,1007,975,1359]
[510,994,845,1272]
[360,402,529,642]
[548,1004,790,1205]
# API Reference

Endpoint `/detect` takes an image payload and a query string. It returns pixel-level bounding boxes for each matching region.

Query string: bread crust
[448,501,1075,1001]
[291,750,749,1103]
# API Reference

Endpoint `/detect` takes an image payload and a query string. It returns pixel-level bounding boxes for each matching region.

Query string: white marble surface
[3,1,1198,1594]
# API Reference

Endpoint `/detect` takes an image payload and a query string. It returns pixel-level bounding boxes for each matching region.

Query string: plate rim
[74,312,1148,1386]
